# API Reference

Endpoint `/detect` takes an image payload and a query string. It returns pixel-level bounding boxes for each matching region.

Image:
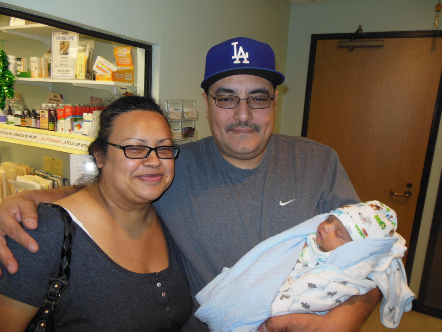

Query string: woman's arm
[0,294,39,332]
[0,186,82,275]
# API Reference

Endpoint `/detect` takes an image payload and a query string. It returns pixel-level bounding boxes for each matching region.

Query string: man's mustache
[225,121,261,133]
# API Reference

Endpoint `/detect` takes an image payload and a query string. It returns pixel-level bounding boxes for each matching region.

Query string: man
[0,37,381,331]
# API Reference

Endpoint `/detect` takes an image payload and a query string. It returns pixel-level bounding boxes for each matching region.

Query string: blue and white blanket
[195,213,415,331]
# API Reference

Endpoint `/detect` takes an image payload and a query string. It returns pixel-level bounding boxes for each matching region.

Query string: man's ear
[202,92,209,121]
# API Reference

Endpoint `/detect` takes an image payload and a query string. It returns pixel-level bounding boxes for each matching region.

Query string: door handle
[390,191,412,197]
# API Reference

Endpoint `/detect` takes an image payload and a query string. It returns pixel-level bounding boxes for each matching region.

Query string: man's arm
[259,287,382,332]
[0,186,81,276]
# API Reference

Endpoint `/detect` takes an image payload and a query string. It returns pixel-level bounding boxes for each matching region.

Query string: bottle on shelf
[31,109,37,128]
[48,109,55,131]
[40,104,48,130]
[36,109,41,129]
[14,108,22,127]
[25,109,32,127]
[7,105,14,125]
[20,110,26,127]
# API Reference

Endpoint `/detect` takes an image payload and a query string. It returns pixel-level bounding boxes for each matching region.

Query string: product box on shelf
[184,108,197,119]
[171,128,182,140]
[95,69,134,83]
[74,105,83,134]
[16,58,27,75]
[64,104,75,133]
[93,48,134,83]
[57,105,65,133]
[30,57,43,78]
[40,110,49,130]
[115,47,133,69]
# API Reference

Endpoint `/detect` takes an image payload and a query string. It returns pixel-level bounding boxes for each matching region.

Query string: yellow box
[95,69,134,83]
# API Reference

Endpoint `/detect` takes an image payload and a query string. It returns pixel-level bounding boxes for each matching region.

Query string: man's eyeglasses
[107,142,179,159]
[207,93,274,109]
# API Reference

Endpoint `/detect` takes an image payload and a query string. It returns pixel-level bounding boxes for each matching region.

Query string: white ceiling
[289,0,349,4]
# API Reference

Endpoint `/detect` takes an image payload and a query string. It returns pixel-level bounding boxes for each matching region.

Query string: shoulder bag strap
[25,203,76,332]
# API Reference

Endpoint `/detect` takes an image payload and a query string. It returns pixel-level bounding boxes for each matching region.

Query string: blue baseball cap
[201,37,285,90]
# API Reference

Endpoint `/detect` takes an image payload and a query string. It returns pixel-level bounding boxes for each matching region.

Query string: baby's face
[316,215,352,252]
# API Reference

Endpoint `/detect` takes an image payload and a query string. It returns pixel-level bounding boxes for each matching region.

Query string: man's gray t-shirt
[154,134,359,331]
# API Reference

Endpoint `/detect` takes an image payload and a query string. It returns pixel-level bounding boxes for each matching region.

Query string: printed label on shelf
[0,128,90,152]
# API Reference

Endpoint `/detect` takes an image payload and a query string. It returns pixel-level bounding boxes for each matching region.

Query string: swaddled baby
[195,201,414,331]
[272,200,398,316]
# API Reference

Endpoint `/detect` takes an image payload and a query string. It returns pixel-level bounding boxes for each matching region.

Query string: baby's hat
[329,200,398,241]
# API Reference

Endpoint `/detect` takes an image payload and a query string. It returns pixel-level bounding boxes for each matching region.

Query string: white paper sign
[52,31,78,78]
[0,127,90,152]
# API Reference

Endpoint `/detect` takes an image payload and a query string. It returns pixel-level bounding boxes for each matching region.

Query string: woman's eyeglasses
[107,142,179,159]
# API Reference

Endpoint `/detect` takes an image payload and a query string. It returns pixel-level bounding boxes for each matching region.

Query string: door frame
[301,30,442,283]
[416,169,442,318]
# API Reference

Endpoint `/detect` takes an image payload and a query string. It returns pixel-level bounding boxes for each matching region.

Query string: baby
[272,201,398,317]
[195,201,414,331]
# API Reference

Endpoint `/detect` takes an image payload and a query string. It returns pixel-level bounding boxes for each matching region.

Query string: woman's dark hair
[80,96,168,185]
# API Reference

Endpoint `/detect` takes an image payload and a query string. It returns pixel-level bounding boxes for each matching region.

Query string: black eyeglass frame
[106,142,180,159]
[207,93,275,109]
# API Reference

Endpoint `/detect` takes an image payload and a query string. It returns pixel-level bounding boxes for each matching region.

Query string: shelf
[15,77,135,91]
[169,118,198,122]
[173,138,197,145]
[1,23,52,40]
[0,124,93,154]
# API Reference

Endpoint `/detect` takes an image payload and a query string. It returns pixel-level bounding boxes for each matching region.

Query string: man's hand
[258,287,382,332]
[0,194,40,276]
[0,186,82,276]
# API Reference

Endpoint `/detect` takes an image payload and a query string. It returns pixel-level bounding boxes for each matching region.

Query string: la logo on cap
[231,42,249,64]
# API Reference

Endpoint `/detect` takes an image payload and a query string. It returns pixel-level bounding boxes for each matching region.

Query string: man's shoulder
[270,134,337,154]
[180,137,213,153]
[176,137,214,166]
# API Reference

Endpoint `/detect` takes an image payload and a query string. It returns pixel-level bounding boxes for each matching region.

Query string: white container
[30,57,43,78]
[7,55,17,75]
[16,58,27,73]
[41,57,49,78]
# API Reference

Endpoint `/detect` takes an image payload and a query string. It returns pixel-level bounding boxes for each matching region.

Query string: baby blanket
[195,213,414,331]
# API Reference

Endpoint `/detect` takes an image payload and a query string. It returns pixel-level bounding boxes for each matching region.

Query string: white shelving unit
[0,14,150,182]
[15,77,135,92]
[1,23,54,47]
[4,23,143,94]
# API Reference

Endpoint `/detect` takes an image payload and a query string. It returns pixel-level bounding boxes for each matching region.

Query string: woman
[0,96,192,331]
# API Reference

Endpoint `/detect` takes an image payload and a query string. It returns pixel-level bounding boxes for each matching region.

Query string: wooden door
[306,38,442,265]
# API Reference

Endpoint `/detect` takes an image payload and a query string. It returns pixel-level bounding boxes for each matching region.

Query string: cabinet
[0,8,152,183]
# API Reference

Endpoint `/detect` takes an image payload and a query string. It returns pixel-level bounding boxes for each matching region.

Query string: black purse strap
[26,204,76,332]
